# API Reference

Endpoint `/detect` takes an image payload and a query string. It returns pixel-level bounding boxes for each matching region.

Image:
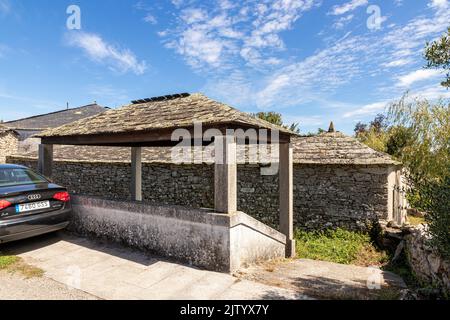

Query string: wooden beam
[38,144,53,179]
[214,135,237,213]
[131,147,142,201]
[40,124,291,147]
[279,142,295,258]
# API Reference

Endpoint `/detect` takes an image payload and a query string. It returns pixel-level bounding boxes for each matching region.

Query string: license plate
[15,201,50,213]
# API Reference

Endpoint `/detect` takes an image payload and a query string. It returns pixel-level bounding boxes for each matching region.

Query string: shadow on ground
[2,231,160,268]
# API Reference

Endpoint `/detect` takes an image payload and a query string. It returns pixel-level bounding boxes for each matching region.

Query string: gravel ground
[0,271,99,300]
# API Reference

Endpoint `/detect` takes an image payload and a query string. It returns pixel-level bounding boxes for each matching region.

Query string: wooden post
[131,147,142,201]
[38,144,53,179]
[214,135,237,213]
[279,142,296,258]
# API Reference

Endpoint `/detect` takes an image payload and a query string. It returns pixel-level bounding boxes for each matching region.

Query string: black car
[0,164,71,243]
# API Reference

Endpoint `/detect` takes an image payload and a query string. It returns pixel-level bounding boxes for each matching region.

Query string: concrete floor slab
[3,232,304,300]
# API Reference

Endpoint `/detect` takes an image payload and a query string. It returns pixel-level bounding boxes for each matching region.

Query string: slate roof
[0,125,18,136]
[292,132,400,165]
[38,93,293,137]
[11,132,400,166]
[4,104,109,130]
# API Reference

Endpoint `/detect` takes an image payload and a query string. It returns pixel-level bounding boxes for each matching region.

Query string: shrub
[388,96,449,260]
[422,177,450,260]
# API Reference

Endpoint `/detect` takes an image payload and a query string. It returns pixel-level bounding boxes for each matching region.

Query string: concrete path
[0,271,98,300]
[3,233,308,300]
[235,259,407,300]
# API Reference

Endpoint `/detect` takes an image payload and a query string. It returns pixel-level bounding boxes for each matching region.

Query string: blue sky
[0,0,449,134]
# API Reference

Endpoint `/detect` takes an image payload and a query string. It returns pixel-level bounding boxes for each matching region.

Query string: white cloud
[157,0,449,114]
[332,14,354,29]
[381,58,412,68]
[397,69,442,87]
[255,35,373,109]
[143,13,157,25]
[342,83,450,120]
[202,71,254,107]
[66,31,147,75]
[428,0,449,9]
[253,2,450,109]
[343,101,388,118]
[284,115,324,126]
[134,2,158,25]
[161,0,321,70]
[411,84,450,100]
[0,0,10,16]
[329,0,368,16]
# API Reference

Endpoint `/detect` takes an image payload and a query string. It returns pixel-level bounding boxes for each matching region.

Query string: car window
[0,168,48,187]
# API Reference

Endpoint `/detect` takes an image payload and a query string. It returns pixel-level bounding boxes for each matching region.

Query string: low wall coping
[71,195,230,226]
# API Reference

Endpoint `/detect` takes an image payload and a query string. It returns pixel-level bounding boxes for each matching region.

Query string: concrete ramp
[71,196,286,273]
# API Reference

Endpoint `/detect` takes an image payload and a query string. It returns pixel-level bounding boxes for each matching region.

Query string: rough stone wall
[7,157,390,231]
[294,164,389,231]
[405,225,450,294]
[0,132,19,163]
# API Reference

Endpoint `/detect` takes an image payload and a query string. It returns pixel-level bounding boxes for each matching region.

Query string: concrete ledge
[71,195,229,226]
[230,212,286,271]
[70,195,286,272]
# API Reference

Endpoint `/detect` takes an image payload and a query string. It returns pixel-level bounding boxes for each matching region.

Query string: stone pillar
[131,147,142,201]
[214,135,237,213]
[38,144,53,179]
[279,142,296,258]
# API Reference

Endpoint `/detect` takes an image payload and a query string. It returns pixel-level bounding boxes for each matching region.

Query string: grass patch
[0,252,43,278]
[407,216,427,226]
[0,255,19,269]
[295,228,389,266]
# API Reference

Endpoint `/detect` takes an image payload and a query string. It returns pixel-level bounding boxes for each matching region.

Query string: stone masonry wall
[0,132,19,163]
[405,225,450,295]
[7,157,390,231]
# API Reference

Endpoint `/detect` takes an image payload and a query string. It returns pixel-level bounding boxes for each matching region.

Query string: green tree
[354,114,390,153]
[385,126,413,159]
[357,128,389,153]
[253,112,300,134]
[288,122,300,133]
[354,122,367,136]
[253,112,284,127]
[388,96,450,259]
[425,26,450,88]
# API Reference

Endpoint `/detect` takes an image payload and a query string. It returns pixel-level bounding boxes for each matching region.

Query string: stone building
[2,103,109,154]
[7,124,405,231]
[0,125,19,163]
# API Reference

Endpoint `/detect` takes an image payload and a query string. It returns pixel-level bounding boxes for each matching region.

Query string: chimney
[66,102,69,110]
[328,121,335,133]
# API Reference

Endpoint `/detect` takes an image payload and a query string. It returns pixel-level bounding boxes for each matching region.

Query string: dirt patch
[0,254,44,278]
[235,258,407,300]
[0,270,99,300]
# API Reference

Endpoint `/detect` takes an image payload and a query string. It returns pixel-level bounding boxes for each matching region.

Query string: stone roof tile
[38,93,293,137]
